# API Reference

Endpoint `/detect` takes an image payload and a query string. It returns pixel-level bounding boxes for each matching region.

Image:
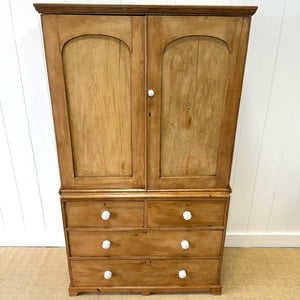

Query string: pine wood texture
[41,15,145,189]
[161,36,229,177]
[148,200,226,227]
[147,15,251,189]
[63,35,131,177]
[70,259,219,287]
[36,4,256,297]
[68,229,223,257]
[65,201,144,228]
[34,4,257,16]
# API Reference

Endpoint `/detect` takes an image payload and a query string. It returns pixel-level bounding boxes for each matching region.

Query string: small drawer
[68,229,222,257]
[64,201,144,228]
[148,200,226,227]
[71,259,219,287]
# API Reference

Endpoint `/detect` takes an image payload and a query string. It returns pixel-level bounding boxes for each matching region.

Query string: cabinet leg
[211,287,222,295]
[68,287,79,296]
[141,292,151,296]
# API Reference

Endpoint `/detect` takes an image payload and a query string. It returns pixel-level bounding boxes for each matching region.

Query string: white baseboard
[0,232,65,247]
[225,232,300,247]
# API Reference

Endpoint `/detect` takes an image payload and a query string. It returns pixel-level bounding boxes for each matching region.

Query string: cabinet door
[147,16,251,189]
[42,15,145,189]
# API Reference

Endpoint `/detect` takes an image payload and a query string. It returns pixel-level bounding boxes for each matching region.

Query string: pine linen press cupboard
[34,3,257,296]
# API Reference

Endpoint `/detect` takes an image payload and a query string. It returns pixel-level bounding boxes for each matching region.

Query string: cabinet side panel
[41,15,74,187]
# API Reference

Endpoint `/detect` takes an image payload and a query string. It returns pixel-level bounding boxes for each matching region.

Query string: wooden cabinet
[35,3,257,296]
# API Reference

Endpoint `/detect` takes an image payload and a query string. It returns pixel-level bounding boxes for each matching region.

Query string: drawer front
[68,230,222,257]
[65,201,144,228]
[148,200,226,227]
[71,259,219,287]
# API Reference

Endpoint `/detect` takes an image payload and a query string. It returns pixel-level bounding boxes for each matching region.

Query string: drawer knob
[102,240,111,249]
[181,240,190,249]
[104,271,112,280]
[183,211,192,221]
[178,270,187,279]
[101,211,111,221]
[148,89,155,97]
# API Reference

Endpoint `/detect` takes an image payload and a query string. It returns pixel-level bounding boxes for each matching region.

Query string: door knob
[148,89,155,97]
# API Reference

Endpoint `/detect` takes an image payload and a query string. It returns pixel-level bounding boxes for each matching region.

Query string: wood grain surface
[34,4,258,17]
[68,229,223,257]
[147,15,249,189]
[148,200,226,227]
[161,36,229,177]
[37,6,256,297]
[63,35,132,177]
[42,15,145,188]
[71,259,219,287]
[65,201,144,228]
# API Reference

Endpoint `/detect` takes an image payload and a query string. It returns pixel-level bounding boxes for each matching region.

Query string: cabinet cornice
[34,4,257,17]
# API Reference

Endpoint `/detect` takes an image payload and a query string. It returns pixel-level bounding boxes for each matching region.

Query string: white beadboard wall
[0,0,299,247]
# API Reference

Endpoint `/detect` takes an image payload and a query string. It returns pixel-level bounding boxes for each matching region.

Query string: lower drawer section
[71,259,219,287]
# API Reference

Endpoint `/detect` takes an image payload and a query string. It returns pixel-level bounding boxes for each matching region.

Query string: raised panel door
[41,15,145,189]
[147,16,251,189]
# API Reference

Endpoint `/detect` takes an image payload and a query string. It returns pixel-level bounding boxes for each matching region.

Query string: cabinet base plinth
[211,287,222,295]
[68,285,222,296]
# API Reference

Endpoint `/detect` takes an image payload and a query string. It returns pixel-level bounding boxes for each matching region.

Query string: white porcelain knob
[183,211,192,221]
[101,211,110,221]
[148,89,155,97]
[104,270,112,280]
[102,240,111,249]
[181,240,190,250]
[178,270,187,279]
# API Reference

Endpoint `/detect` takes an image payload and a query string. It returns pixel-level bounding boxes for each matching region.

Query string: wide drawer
[71,259,219,287]
[64,201,144,227]
[68,229,223,257]
[148,200,226,227]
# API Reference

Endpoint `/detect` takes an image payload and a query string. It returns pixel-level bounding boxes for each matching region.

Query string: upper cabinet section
[41,15,145,189]
[147,16,252,189]
[36,5,257,190]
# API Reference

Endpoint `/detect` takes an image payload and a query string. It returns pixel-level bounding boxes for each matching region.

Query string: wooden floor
[0,248,299,299]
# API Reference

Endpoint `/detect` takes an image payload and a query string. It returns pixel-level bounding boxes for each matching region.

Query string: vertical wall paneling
[175,0,204,4]
[146,0,175,4]
[0,0,45,233]
[65,0,121,4]
[0,207,5,232]
[227,0,286,233]
[246,0,293,233]
[120,1,145,4]
[0,103,24,232]
[265,0,300,233]
[202,0,230,5]
[8,0,64,242]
